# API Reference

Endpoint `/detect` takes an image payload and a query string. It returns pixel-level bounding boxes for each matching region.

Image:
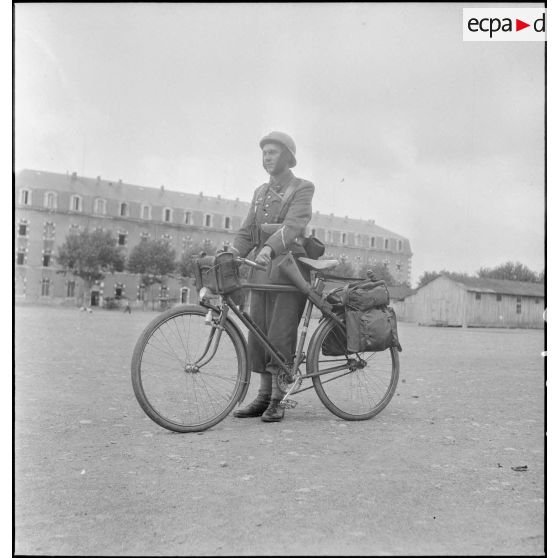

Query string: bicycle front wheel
[307,317,399,421]
[131,305,248,432]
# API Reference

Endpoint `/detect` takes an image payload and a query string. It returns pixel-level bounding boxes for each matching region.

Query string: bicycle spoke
[133,308,247,432]
[309,317,399,420]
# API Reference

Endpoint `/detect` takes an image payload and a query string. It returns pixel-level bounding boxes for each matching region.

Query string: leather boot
[261,399,285,423]
[233,395,271,418]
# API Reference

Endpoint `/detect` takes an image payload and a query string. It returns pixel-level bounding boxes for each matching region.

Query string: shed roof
[447,276,544,297]
[387,285,416,301]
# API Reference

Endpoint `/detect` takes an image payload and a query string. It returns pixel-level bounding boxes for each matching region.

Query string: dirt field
[14,305,545,556]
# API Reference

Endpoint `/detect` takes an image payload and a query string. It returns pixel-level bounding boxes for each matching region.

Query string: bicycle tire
[307,316,399,421]
[131,305,249,432]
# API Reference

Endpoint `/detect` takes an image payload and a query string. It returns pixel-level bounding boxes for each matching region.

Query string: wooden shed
[387,285,416,322]
[404,275,545,329]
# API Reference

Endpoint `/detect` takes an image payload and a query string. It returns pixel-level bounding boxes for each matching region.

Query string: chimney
[118,179,122,186]
[71,171,77,181]
[96,176,101,184]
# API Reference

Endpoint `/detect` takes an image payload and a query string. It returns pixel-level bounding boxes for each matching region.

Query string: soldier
[231,131,315,422]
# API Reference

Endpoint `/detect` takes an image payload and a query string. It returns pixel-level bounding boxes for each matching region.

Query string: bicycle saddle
[298,257,339,271]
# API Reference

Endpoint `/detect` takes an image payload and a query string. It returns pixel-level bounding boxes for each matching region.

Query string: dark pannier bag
[321,319,350,356]
[321,279,402,355]
[345,306,402,353]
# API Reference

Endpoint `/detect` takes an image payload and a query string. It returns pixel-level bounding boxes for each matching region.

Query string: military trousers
[247,289,307,375]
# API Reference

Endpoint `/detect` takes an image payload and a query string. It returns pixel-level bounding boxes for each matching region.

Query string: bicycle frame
[198,271,346,404]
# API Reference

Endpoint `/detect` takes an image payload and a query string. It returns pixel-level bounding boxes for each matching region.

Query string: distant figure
[123,299,132,314]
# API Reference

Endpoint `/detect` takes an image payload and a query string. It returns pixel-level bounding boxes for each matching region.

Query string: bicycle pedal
[279,399,298,409]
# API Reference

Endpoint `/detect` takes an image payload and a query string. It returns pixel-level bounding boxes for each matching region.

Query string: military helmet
[259,131,297,167]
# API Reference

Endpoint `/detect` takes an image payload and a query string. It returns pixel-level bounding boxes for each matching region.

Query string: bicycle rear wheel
[307,317,399,420]
[131,305,248,432]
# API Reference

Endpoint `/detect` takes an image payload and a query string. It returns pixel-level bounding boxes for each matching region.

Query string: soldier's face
[262,143,286,176]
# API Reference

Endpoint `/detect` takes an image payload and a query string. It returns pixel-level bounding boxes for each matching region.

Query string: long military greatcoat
[232,169,315,375]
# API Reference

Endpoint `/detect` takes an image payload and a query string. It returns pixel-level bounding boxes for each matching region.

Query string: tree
[330,258,356,278]
[417,269,471,288]
[56,229,125,306]
[477,261,541,283]
[177,242,217,278]
[127,239,177,307]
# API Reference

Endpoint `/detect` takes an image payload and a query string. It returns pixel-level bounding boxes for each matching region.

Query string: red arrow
[516,19,530,31]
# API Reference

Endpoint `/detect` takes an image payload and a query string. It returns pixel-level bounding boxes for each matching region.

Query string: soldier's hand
[255,245,272,266]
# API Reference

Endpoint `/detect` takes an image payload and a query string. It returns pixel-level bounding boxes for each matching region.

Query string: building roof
[16,169,410,244]
[387,285,416,300]
[446,275,544,297]
[310,211,408,241]
[16,169,251,217]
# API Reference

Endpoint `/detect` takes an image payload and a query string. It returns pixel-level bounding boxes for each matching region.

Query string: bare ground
[14,305,545,556]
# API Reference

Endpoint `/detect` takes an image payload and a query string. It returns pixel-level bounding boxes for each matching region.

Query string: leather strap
[277,177,301,222]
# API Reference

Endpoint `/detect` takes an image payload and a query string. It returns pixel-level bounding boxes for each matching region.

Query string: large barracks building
[15,169,413,307]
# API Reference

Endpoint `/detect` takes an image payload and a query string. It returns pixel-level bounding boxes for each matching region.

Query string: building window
[70,195,82,212]
[184,211,192,225]
[141,204,151,220]
[341,232,347,245]
[137,285,145,301]
[94,198,107,215]
[535,298,540,304]
[18,222,28,236]
[43,221,55,239]
[20,189,31,205]
[44,191,57,210]
[115,283,124,299]
[16,251,25,265]
[42,252,52,267]
[163,208,172,223]
[224,216,232,230]
[384,238,389,250]
[370,237,375,248]
[41,278,50,297]
[120,202,128,217]
[496,294,502,302]
[475,293,481,301]
[516,302,522,314]
[204,214,213,227]
[396,262,402,272]
[326,230,332,243]
[398,240,403,252]
[118,232,127,246]
[66,281,76,298]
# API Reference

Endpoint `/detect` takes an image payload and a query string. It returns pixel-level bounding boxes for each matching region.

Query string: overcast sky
[14,2,546,286]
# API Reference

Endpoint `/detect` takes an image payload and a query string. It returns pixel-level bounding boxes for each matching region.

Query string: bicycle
[131,251,400,432]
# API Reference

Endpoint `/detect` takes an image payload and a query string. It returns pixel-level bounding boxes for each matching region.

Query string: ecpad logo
[463,8,546,41]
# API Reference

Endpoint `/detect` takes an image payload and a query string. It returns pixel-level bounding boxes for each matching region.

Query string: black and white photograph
[13,2,549,556]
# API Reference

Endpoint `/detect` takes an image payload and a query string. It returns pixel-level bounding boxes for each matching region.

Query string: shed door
[431,298,449,325]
